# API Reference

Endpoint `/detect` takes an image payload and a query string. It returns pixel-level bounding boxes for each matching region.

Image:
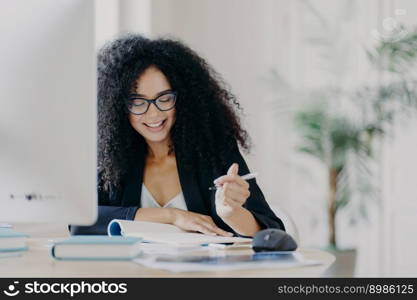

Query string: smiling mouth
[143,119,167,128]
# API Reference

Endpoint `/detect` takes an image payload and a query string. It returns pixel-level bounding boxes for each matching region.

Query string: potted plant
[294,26,417,275]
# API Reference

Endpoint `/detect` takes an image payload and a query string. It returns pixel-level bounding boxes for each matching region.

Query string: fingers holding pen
[213,163,250,189]
[221,182,250,206]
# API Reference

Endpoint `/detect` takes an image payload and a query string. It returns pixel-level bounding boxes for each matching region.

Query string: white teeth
[146,120,164,128]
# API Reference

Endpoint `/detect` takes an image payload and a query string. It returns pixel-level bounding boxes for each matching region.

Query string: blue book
[0,228,29,252]
[50,235,143,261]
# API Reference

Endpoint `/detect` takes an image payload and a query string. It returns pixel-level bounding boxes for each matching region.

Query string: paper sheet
[134,252,321,272]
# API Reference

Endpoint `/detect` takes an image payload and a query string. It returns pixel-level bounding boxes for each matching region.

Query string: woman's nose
[146,102,161,117]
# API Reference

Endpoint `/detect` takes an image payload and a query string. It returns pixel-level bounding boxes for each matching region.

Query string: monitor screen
[0,0,97,225]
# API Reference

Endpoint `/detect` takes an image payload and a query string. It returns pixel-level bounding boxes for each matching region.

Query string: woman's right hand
[168,208,234,237]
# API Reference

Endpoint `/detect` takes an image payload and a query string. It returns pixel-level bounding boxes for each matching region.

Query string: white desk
[0,223,334,277]
[0,239,334,278]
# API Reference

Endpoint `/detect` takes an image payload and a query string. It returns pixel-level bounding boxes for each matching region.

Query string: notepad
[0,228,29,252]
[108,219,252,246]
[50,236,143,260]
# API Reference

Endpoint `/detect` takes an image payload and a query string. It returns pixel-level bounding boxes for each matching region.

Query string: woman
[70,34,285,237]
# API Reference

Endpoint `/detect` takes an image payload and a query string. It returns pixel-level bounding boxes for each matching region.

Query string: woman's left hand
[214,163,250,219]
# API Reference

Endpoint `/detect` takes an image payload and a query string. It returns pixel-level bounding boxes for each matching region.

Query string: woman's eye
[131,100,146,106]
[158,95,174,102]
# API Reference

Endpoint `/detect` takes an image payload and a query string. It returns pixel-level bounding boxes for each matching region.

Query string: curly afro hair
[98,34,250,191]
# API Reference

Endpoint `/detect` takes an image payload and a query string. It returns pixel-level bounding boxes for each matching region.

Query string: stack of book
[50,236,143,261]
[0,226,29,258]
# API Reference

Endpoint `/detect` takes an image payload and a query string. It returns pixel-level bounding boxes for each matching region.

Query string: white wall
[95,0,120,49]
[95,0,151,49]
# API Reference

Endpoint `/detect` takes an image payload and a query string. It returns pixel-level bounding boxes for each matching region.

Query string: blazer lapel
[176,154,209,215]
[121,146,145,207]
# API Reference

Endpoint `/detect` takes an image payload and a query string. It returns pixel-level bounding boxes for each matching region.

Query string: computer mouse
[252,228,297,252]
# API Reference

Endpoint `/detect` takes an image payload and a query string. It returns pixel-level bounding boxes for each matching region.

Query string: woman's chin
[144,135,170,144]
[139,128,171,144]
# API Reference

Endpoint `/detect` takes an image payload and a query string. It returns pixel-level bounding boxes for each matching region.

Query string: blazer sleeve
[69,184,139,235]
[227,142,286,232]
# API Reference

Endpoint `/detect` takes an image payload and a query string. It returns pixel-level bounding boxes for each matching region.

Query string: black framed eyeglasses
[126,91,177,115]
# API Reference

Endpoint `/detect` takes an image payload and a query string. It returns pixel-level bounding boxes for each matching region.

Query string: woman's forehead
[133,66,171,98]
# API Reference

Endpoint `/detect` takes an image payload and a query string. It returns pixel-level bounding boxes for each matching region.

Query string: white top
[140,184,188,210]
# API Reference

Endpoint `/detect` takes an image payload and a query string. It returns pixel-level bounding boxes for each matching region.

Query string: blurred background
[95,0,417,277]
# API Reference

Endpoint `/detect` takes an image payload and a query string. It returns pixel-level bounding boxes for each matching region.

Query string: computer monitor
[0,0,97,224]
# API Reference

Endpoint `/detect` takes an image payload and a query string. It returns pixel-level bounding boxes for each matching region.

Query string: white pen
[208,172,258,190]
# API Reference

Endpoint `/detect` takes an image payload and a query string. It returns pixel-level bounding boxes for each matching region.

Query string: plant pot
[322,248,357,277]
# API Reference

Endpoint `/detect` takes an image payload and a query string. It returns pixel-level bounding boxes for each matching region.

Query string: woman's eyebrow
[130,89,173,98]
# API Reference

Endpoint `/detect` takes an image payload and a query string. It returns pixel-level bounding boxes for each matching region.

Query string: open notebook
[107,220,252,246]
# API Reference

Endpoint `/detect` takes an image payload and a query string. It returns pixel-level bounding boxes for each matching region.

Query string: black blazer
[70,141,285,235]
